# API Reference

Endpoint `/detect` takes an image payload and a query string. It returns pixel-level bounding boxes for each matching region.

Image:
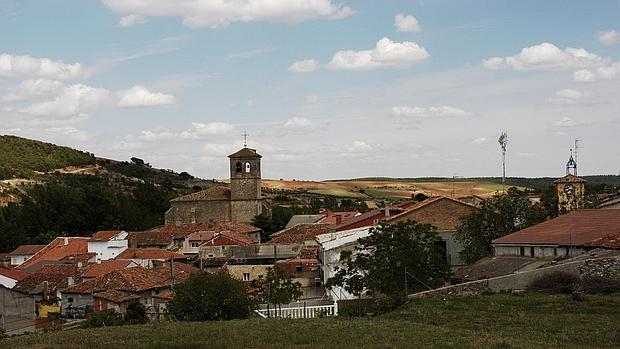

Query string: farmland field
[5,292,619,349]
[263,178,527,200]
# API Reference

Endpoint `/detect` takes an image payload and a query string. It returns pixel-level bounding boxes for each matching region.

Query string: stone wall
[390,198,476,231]
[410,255,620,299]
[230,199,263,223]
[0,286,36,335]
[165,200,231,224]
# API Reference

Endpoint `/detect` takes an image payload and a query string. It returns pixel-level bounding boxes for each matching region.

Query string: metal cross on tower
[242,131,249,148]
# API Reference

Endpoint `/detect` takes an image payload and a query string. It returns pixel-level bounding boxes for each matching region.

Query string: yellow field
[263,179,509,199]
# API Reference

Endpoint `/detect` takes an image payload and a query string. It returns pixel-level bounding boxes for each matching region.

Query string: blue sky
[1,0,619,180]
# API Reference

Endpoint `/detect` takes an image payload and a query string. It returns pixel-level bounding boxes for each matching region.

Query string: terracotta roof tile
[198,231,257,246]
[116,248,186,260]
[269,224,332,244]
[171,187,231,202]
[492,209,620,246]
[92,290,140,303]
[14,264,81,294]
[9,244,46,256]
[130,222,259,247]
[0,267,30,281]
[66,267,166,294]
[228,147,261,158]
[17,238,89,270]
[81,260,136,278]
[90,230,124,241]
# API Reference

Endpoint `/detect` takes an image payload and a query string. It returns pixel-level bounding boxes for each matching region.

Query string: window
[296,265,303,272]
[243,272,250,282]
[244,161,251,173]
[519,247,525,256]
[68,297,74,303]
[191,242,200,247]
[530,247,535,257]
[235,161,242,172]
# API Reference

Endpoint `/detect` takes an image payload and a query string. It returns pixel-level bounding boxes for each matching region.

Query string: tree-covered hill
[0,135,95,179]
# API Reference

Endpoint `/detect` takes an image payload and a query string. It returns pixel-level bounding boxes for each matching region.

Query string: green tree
[326,221,450,302]
[260,267,302,314]
[455,188,549,264]
[124,301,148,324]
[167,272,253,321]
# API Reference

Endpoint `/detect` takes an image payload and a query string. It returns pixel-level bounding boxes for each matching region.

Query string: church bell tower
[553,151,586,213]
[228,145,263,223]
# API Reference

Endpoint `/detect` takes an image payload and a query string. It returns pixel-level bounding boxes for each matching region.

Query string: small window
[68,297,74,303]
[244,161,251,173]
[529,247,534,257]
[235,162,242,172]
[243,272,250,282]
[296,265,303,272]
[519,247,525,256]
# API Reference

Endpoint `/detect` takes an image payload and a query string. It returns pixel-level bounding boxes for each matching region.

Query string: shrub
[167,272,254,321]
[527,271,579,294]
[81,311,125,328]
[124,301,148,324]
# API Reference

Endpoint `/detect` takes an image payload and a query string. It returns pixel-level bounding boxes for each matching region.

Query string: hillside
[0,135,95,179]
[5,292,620,348]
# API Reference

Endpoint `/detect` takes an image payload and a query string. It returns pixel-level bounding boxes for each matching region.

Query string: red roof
[199,231,257,246]
[66,267,166,294]
[92,290,141,303]
[17,238,89,270]
[116,248,186,260]
[130,222,259,247]
[0,267,30,281]
[492,209,620,246]
[90,230,124,241]
[9,244,46,256]
[14,264,81,294]
[81,260,136,278]
[269,224,332,244]
[319,211,359,225]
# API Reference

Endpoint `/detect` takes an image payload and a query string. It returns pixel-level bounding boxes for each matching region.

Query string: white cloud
[0,53,86,80]
[327,37,429,70]
[1,79,64,102]
[288,59,320,73]
[283,117,315,130]
[547,89,594,105]
[552,117,577,127]
[482,42,608,71]
[394,14,420,33]
[573,61,620,82]
[597,30,617,45]
[137,130,178,141]
[117,85,176,107]
[347,140,372,153]
[473,137,488,144]
[391,105,473,119]
[203,143,235,156]
[118,14,147,27]
[102,0,353,28]
[191,122,235,135]
[22,84,110,118]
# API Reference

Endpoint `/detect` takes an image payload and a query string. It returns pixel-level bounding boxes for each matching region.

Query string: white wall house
[316,227,371,301]
[0,269,28,289]
[8,245,45,266]
[88,231,129,262]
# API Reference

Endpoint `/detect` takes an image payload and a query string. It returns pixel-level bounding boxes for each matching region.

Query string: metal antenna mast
[498,132,508,188]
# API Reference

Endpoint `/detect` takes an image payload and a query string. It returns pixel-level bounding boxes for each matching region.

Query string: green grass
[307,189,365,198]
[6,292,620,349]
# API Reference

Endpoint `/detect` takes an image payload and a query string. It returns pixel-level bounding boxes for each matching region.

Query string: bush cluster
[528,271,620,295]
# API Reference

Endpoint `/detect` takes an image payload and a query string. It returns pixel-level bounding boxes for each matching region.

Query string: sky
[0,0,619,180]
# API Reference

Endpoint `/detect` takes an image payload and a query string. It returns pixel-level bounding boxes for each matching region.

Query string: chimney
[67,276,74,287]
[64,237,69,246]
[384,206,390,217]
[335,215,342,225]
[78,261,83,268]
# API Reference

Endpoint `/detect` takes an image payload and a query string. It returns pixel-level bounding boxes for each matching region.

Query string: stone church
[165,147,268,224]
[554,152,586,213]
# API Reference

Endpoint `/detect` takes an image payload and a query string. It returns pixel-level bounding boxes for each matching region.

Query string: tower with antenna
[498,132,508,187]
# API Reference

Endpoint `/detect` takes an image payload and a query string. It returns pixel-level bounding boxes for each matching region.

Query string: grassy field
[6,292,620,349]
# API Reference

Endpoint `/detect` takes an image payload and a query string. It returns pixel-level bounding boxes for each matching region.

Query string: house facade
[8,245,45,266]
[88,230,129,262]
[0,285,36,336]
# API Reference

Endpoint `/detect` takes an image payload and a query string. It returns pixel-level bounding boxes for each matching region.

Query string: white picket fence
[254,302,337,319]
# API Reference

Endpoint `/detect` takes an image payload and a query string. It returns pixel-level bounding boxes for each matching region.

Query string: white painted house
[88,231,129,262]
[0,268,29,288]
[316,227,371,301]
[8,245,45,266]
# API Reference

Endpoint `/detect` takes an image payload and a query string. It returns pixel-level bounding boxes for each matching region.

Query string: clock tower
[553,152,586,213]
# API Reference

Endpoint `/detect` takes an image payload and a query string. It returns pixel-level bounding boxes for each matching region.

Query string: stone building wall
[389,198,476,231]
[230,199,263,223]
[0,286,36,335]
[165,200,231,224]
